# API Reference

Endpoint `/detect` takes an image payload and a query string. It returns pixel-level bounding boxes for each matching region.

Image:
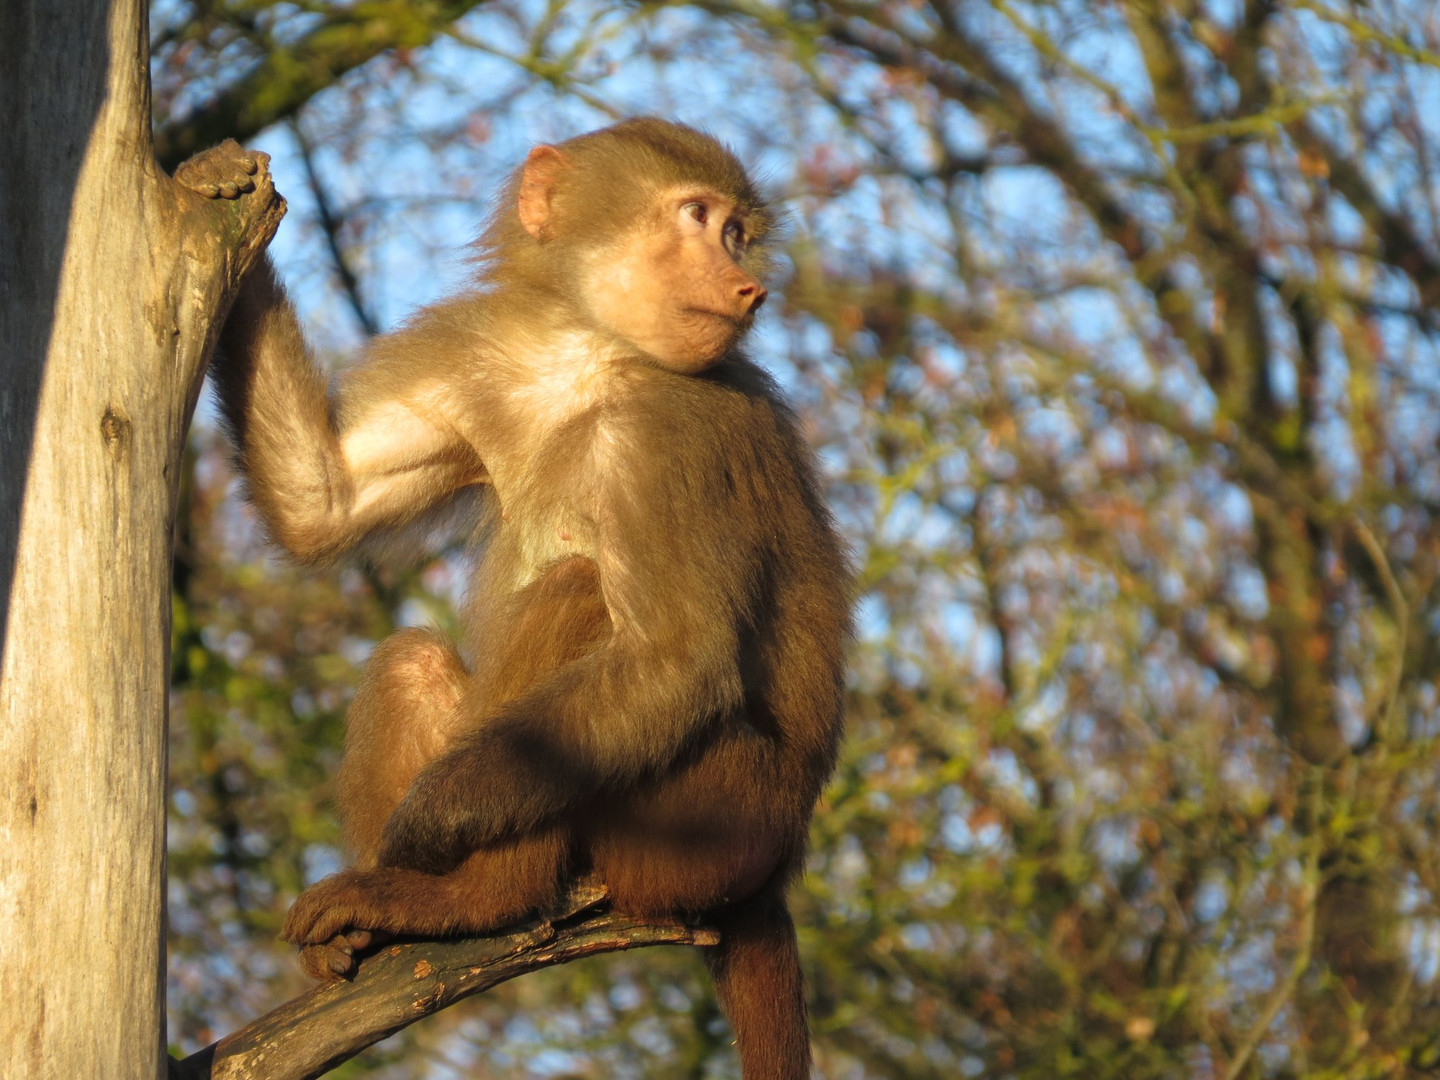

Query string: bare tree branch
[169,883,718,1080]
[1290,121,1440,310]
[154,1,489,170]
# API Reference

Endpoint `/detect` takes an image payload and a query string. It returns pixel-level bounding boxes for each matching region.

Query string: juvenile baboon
[181,119,851,1079]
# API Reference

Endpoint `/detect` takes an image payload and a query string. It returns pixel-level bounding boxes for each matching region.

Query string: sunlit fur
[206,119,849,1080]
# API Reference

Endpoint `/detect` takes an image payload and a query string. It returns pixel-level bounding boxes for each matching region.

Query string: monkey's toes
[283,873,373,944]
[298,940,356,981]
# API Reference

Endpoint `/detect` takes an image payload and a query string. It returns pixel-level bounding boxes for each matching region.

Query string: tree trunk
[0,1,281,1075]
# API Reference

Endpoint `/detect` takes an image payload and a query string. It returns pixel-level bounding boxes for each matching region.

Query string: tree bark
[171,885,718,1080]
[0,0,283,1075]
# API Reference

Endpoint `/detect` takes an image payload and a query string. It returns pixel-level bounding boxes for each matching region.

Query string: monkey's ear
[517,146,567,239]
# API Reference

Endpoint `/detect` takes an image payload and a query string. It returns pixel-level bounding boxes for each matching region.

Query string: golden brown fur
[186,119,850,1080]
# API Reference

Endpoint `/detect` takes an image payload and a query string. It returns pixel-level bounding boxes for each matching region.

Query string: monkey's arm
[213,259,484,562]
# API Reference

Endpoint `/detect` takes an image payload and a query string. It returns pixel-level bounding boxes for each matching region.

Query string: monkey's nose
[740,282,767,315]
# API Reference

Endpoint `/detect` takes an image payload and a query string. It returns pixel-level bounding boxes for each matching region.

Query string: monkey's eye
[722,219,747,256]
[684,201,709,225]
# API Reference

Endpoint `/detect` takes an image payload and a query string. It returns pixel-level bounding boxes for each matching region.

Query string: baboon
[180,118,851,1079]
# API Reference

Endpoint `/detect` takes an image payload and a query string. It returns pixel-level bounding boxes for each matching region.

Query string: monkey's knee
[353,628,468,717]
[338,628,470,865]
[472,556,610,704]
[296,928,376,982]
[535,554,601,595]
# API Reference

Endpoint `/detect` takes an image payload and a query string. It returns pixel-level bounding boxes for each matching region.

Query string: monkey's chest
[505,506,597,584]
[492,430,605,587]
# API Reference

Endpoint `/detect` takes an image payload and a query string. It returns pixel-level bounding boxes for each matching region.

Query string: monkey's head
[483,119,775,373]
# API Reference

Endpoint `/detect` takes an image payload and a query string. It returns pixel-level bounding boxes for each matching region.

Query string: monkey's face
[581,188,767,373]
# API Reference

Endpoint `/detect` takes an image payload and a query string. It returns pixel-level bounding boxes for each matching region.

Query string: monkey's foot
[297,928,385,981]
[174,139,266,200]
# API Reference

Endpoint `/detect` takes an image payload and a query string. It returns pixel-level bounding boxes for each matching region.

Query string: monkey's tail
[704,886,812,1080]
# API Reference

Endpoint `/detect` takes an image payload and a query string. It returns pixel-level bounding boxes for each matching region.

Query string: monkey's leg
[704,887,812,1080]
[293,562,601,980]
[468,554,610,705]
[337,627,472,868]
[294,559,607,979]
[296,627,471,979]
[372,555,611,874]
[283,826,569,979]
[339,559,605,870]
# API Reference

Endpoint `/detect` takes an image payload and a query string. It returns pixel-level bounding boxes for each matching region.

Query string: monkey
[179,119,851,1080]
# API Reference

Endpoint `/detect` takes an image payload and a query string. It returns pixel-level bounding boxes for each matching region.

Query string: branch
[169,882,718,1080]
[815,8,1224,374]
[153,1,488,170]
[1291,119,1440,311]
[1351,519,1409,742]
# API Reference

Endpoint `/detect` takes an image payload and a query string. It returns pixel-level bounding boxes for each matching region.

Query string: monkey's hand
[174,139,266,200]
[173,139,285,283]
[282,870,406,979]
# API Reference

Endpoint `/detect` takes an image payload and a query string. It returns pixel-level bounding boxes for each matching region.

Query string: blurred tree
[151,0,491,169]
[159,1,1440,1076]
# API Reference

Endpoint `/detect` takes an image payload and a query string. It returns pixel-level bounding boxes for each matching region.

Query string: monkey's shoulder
[335,296,498,411]
[614,358,797,445]
[594,359,827,523]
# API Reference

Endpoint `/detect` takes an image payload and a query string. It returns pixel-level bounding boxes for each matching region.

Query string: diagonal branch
[168,882,718,1080]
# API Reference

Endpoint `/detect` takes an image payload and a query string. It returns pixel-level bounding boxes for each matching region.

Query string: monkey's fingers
[342,927,396,951]
[293,924,388,981]
[342,928,375,950]
[174,138,271,201]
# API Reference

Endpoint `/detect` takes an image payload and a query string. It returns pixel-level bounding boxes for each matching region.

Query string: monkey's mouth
[683,307,750,329]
